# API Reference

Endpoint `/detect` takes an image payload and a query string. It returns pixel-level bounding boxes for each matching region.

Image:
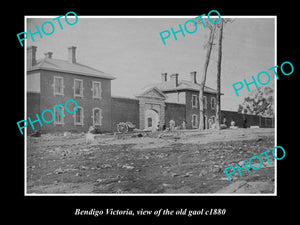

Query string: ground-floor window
[208,116,215,128]
[54,105,64,125]
[74,106,84,125]
[92,108,103,126]
[204,115,207,129]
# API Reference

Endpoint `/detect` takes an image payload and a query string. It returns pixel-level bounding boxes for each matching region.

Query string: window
[211,97,216,110]
[74,79,83,97]
[203,96,207,109]
[92,108,102,126]
[53,76,64,96]
[74,107,84,125]
[192,95,198,108]
[147,118,152,128]
[54,105,64,125]
[92,81,102,99]
[192,114,198,128]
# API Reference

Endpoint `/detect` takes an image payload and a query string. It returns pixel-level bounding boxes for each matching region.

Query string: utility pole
[215,19,223,129]
[199,24,217,130]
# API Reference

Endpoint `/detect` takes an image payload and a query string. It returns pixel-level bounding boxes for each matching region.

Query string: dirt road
[26,128,275,194]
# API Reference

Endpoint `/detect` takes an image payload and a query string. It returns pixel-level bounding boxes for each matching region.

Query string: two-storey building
[144,72,221,129]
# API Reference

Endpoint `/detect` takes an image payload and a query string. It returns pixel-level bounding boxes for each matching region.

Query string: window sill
[54,93,64,96]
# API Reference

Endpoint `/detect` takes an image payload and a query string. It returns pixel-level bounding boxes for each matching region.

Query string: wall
[111,97,139,132]
[27,69,112,133]
[184,90,217,129]
[184,90,199,129]
[221,110,274,128]
[26,73,274,135]
[203,92,217,119]
[27,92,41,131]
[260,117,274,128]
[165,92,186,104]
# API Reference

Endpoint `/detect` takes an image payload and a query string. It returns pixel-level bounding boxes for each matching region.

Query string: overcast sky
[26,16,275,111]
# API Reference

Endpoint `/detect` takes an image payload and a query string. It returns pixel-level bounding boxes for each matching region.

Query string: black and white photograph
[14,6,297,224]
[24,15,276,195]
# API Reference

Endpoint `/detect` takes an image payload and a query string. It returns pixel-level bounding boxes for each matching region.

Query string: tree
[215,19,223,129]
[215,18,234,129]
[198,21,217,130]
[237,86,274,117]
[195,17,233,130]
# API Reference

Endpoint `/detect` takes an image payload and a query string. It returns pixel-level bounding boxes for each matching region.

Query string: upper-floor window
[53,76,64,96]
[211,97,216,110]
[92,81,102,99]
[192,94,198,108]
[74,79,83,97]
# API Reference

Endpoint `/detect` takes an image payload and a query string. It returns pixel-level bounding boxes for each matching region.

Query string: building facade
[26,46,273,134]
[27,46,115,133]
[149,72,221,129]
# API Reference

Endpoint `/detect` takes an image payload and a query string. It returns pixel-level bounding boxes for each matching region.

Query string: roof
[27,58,116,80]
[143,80,223,95]
[135,86,167,100]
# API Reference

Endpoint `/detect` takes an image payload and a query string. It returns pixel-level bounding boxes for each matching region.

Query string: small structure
[86,126,96,144]
[135,87,166,131]
[116,122,136,134]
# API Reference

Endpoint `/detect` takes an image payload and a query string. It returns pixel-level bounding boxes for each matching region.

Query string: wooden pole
[215,20,223,129]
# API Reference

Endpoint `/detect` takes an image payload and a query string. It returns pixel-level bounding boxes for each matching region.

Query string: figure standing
[169,119,175,131]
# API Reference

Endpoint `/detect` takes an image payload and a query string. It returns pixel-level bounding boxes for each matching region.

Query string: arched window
[74,106,84,125]
[203,96,207,109]
[192,114,198,128]
[211,97,216,110]
[92,108,102,126]
[54,105,64,125]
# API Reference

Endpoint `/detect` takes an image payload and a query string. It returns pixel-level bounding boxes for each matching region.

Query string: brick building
[27,46,115,133]
[143,72,221,129]
[26,45,273,134]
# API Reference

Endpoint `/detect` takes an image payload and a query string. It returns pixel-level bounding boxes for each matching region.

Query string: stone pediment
[136,87,167,100]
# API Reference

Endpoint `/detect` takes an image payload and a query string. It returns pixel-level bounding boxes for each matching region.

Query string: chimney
[68,46,76,64]
[170,73,179,87]
[44,52,53,59]
[161,73,168,82]
[27,45,37,67]
[190,71,197,83]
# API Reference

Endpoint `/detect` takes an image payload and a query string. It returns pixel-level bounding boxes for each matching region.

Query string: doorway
[145,109,159,130]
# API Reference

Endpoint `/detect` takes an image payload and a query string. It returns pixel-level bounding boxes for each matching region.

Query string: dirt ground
[26,128,275,194]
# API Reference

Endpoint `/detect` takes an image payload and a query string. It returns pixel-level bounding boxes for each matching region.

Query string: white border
[24,15,277,196]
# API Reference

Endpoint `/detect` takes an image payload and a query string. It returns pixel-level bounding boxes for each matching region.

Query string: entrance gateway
[136,87,166,130]
[145,109,159,130]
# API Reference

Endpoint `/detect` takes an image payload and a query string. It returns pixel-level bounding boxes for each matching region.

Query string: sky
[26,16,275,111]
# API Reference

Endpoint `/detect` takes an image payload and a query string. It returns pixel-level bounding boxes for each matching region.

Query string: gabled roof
[27,58,116,80]
[143,80,223,95]
[136,86,167,100]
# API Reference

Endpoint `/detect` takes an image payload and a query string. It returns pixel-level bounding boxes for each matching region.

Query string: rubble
[215,180,274,193]
[27,128,275,194]
[122,164,134,170]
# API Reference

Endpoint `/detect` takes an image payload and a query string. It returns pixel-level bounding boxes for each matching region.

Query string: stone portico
[136,87,166,130]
